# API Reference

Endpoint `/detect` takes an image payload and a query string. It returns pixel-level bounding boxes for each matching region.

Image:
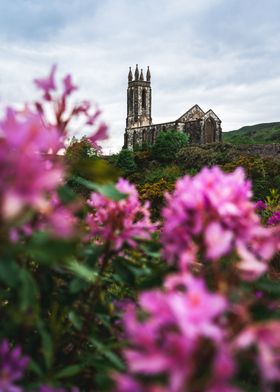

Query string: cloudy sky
[0,0,279,152]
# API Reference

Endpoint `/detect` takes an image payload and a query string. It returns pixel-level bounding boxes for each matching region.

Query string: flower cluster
[256,200,267,211]
[115,274,237,392]
[161,166,280,279]
[0,340,29,392]
[34,65,108,152]
[235,321,280,385]
[87,179,156,251]
[0,107,63,222]
[267,211,280,226]
[116,166,280,391]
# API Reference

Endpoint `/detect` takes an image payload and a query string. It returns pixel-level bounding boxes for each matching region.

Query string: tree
[116,149,137,174]
[152,130,188,162]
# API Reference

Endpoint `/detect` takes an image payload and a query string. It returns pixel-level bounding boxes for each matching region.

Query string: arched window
[203,118,216,143]
[133,131,137,148]
[142,129,147,143]
[142,89,146,110]
[129,89,134,113]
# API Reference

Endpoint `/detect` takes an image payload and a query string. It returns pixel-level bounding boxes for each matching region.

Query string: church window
[203,118,216,143]
[133,131,137,148]
[129,89,134,112]
[142,89,146,110]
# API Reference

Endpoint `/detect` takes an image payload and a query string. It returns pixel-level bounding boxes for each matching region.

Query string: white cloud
[0,0,279,152]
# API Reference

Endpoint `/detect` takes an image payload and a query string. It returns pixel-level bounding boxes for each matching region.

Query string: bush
[152,130,188,162]
[137,178,174,219]
[145,164,182,184]
[116,149,136,174]
[65,137,118,197]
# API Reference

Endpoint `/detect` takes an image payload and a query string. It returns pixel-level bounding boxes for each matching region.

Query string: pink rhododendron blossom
[33,65,108,151]
[256,200,266,211]
[0,110,63,221]
[235,321,280,384]
[116,274,233,392]
[87,179,156,251]
[0,340,29,392]
[162,166,280,279]
[37,194,77,238]
[267,211,280,226]
[62,74,78,97]
[0,107,61,154]
[34,64,57,100]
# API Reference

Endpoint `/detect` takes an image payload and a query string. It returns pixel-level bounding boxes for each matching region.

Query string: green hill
[223,122,280,144]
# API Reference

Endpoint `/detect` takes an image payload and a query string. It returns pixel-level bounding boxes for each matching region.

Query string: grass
[223,122,280,144]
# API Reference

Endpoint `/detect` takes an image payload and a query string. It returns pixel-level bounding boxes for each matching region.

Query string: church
[123,65,222,150]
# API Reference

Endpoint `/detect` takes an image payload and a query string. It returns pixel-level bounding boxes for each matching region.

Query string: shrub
[145,164,182,183]
[116,149,136,174]
[137,178,174,219]
[152,130,188,162]
[66,137,118,197]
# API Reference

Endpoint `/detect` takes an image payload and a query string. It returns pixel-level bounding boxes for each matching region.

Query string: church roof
[177,104,221,123]
[176,104,205,122]
[202,109,221,122]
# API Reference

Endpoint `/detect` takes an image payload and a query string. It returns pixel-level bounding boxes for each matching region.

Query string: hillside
[223,122,280,144]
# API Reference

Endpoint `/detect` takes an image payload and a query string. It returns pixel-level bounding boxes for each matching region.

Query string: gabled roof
[177,104,205,122]
[203,109,221,122]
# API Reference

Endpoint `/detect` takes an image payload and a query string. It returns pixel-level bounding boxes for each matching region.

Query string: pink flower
[34,64,57,100]
[63,74,77,97]
[0,106,64,226]
[37,193,77,238]
[88,123,108,151]
[33,65,108,151]
[205,221,233,260]
[0,340,29,392]
[86,179,156,251]
[267,211,280,226]
[256,200,266,211]
[116,274,232,392]
[235,321,280,384]
[0,107,61,153]
[161,166,279,279]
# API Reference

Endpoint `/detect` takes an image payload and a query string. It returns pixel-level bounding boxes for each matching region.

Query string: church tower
[126,65,152,128]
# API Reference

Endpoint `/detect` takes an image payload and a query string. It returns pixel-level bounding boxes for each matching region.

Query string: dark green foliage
[175,143,240,170]
[116,149,136,174]
[223,122,280,144]
[65,137,119,197]
[152,130,188,162]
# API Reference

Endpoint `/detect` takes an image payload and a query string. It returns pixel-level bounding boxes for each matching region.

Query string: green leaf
[57,185,77,204]
[90,337,124,370]
[28,232,76,265]
[37,321,53,370]
[72,176,127,201]
[55,364,82,379]
[254,276,280,297]
[28,360,44,377]
[113,260,135,285]
[0,258,21,287]
[67,260,98,283]
[19,269,39,312]
[68,311,83,330]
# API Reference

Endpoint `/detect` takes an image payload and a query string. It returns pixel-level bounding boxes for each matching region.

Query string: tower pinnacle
[128,66,133,81]
[146,66,151,82]
[134,64,139,80]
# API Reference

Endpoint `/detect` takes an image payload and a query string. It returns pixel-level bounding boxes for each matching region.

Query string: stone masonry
[123,65,222,150]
